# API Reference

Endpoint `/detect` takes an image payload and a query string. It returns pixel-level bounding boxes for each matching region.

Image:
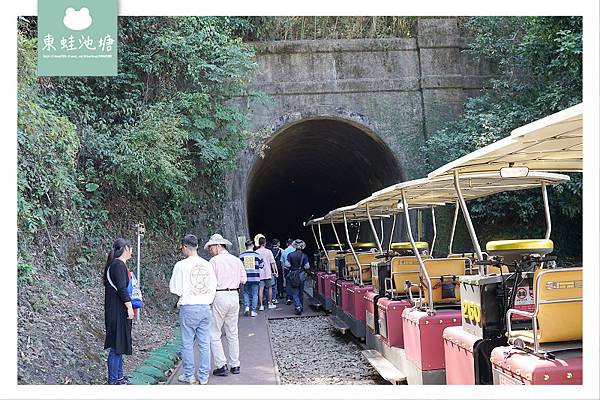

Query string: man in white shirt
[169,234,216,385]
[205,234,247,377]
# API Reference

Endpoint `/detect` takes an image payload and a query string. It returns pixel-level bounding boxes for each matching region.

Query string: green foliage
[242,16,417,41]
[424,17,582,260]
[29,17,260,229]
[17,35,84,239]
[17,262,35,285]
[17,17,262,286]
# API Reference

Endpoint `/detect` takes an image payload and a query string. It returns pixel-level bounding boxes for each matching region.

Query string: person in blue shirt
[284,239,310,315]
[280,238,295,305]
[239,240,263,317]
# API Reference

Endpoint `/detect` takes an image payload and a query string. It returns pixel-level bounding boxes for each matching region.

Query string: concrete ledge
[251,38,418,54]
[251,77,420,95]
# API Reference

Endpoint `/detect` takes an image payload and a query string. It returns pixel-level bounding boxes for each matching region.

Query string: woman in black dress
[103,238,134,385]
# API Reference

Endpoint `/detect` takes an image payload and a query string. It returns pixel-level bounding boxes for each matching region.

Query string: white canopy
[322,203,391,224]
[368,171,570,211]
[428,103,583,178]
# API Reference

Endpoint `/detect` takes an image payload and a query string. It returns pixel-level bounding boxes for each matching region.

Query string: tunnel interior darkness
[247,118,401,251]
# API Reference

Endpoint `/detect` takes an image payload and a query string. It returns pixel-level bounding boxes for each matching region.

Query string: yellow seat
[351,242,378,252]
[486,239,554,252]
[421,258,470,304]
[391,256,429,295]
[486,239,553,264]
[391,242,429,250]
[345,252,377,282]
[509,268,582,348]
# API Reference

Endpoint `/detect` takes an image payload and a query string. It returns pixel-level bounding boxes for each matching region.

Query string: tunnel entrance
[246,118,401,250]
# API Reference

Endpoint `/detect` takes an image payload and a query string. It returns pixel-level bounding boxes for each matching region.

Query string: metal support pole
[430,207,437,257]
[417,210,422,242]
[331,221,342,247]
[366,204,384,254]
[453,170,484,270]
[343,212,363,285]
[380,218,385,246]
[317,223,326,254]
[311,225,320,251]
[388,214,397,252]
[448,201,459,255]
[401,189,434,314]
[542,182,552,240]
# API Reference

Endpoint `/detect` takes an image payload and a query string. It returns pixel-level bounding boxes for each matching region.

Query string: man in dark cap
[284,239,310,315]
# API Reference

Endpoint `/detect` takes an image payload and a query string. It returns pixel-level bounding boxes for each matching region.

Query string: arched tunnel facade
[246,118,402,250]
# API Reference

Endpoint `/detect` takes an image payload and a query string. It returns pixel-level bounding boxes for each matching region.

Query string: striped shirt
[239,250,263,283]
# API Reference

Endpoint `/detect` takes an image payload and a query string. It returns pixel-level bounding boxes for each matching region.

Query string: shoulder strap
[106,265,117,291]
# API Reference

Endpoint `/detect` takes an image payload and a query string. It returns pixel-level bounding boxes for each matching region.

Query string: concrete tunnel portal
[246,118,402,253]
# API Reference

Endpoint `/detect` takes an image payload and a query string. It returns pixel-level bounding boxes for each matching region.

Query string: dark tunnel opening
[246,118,401,257]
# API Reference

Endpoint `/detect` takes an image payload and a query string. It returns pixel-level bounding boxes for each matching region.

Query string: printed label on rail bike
[495,369,525,385]
[511,286,535,321]
[366,310,375,330]
[378,314,388,338]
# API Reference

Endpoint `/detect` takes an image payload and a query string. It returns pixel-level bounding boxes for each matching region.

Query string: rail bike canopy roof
[305,216,325,226]
[322,203,392,224]
[428,103,583,178]
[305,204,391,226]
[366,171,570,211]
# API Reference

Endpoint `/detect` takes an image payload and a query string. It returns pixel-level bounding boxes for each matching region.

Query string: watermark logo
[63,7,93,31]
[38,0,117,76]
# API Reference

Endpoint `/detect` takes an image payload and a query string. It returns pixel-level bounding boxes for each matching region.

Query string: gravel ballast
[269,316,388,385]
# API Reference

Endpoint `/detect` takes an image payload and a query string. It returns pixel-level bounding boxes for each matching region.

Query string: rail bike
[304,103,583,385]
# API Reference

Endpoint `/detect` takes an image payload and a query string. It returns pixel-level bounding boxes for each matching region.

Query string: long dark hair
[103,238,131,285]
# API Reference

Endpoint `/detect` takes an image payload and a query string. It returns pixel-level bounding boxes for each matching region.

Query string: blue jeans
[289,279,305,310]
[179,304,212,383]
[107,348,123,384]
[272,278,278,300]
[243,282,259,312]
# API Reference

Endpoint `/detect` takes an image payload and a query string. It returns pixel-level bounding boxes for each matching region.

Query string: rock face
[269,316,388,385]
[218,17,492,246]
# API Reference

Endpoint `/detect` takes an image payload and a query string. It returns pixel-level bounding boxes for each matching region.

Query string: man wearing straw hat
[205,234,247,377]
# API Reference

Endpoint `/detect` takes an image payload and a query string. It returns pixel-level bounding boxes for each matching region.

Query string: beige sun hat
[254,233,265,247]
[204,233,233,250]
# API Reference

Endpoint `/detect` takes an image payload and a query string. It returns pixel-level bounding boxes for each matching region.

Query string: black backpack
[286,251,305,288]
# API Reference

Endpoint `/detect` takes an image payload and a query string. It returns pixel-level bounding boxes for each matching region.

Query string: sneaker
[294,307,303,315]
[268,304,276,309]
[178,374,198,384]
[230,366,240,374]
[259,305,265,311]
[213,365,229,376]
[199,380,209,385]
[250,311,257,317]
[272,299,279,305]
[285,300,292,305]
[243,307,250,316]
